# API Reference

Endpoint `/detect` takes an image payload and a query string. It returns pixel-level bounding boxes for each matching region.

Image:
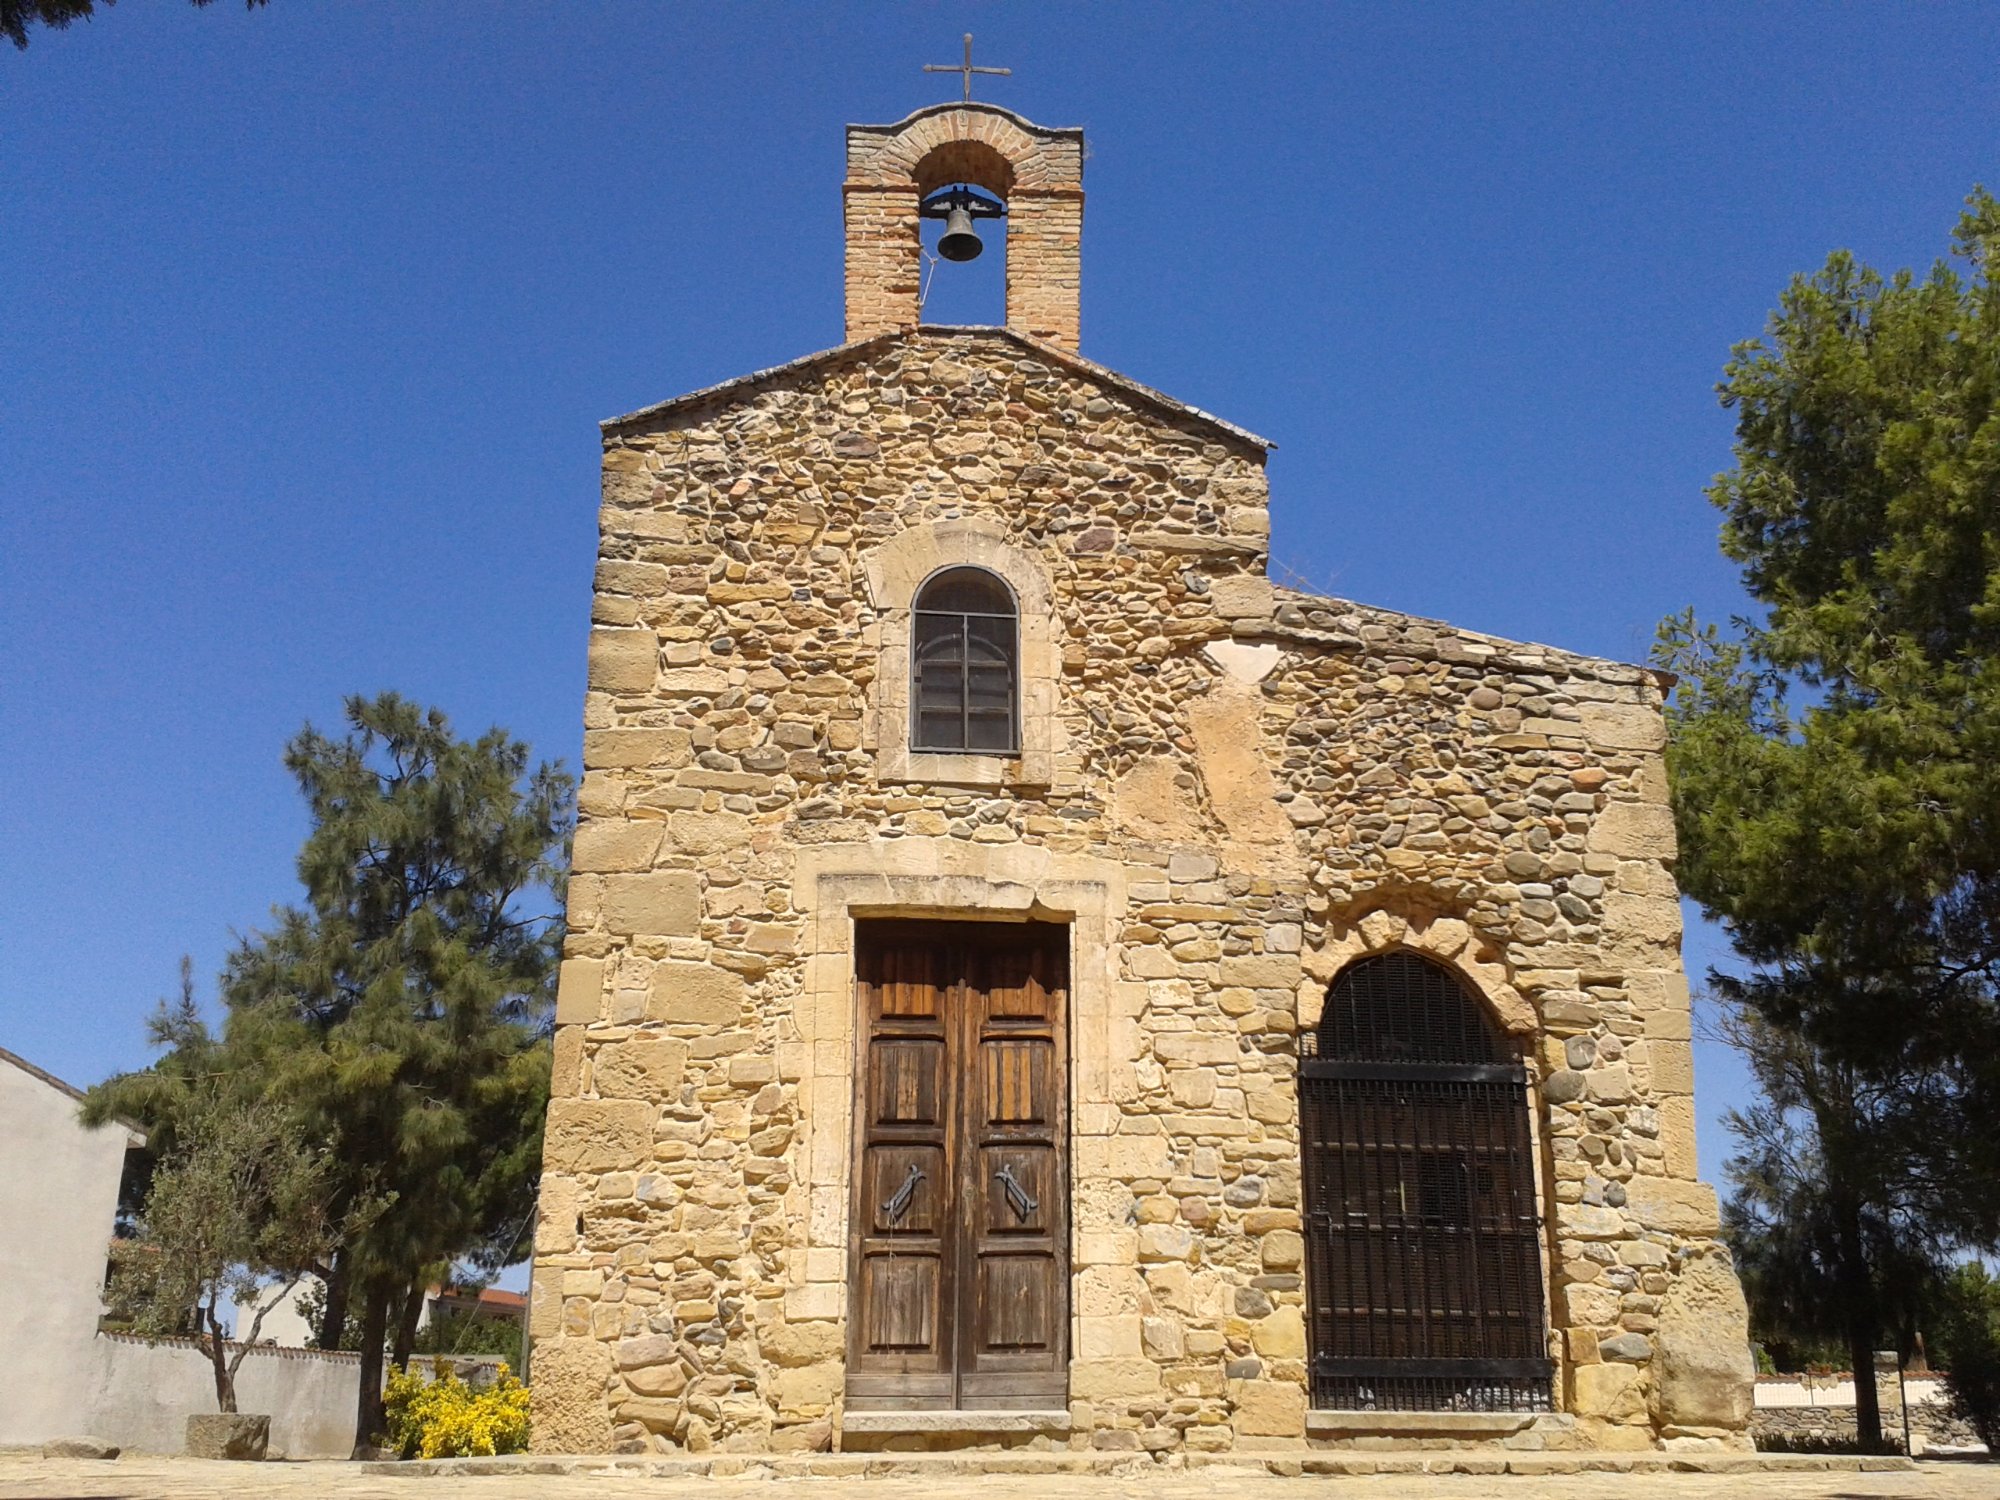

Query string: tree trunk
[318,1250,350,1351]
[390,1281,425,1372]
[1846,1319,1884,1452]
[1833,1197,1886,1451]
[350,1281,390,1457]
[204,1300,236,1414]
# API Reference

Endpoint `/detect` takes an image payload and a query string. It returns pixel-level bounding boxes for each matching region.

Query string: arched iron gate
[1299,953,1553,1412]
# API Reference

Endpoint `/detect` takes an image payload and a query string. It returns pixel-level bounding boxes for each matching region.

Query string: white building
[0,1045,143,1446]
[0,1045,364,1457]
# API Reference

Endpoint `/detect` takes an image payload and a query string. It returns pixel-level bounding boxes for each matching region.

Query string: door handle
[994,1164,1038,1220]
[882,1163,925,1226]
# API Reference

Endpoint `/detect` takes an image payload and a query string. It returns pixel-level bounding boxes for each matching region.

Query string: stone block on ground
[185,1413,270,1461]
[40,1437,119,1460]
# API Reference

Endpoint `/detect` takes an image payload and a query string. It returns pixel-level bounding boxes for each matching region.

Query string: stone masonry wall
[527,327,1750,1456]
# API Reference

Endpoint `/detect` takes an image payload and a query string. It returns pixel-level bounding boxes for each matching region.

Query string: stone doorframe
[782,841,1131,1390]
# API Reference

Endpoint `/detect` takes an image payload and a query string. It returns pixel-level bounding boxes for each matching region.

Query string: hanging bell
[937,204,983,262]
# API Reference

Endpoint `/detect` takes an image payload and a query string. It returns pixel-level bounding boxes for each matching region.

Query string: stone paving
[1,1453,1990,1500]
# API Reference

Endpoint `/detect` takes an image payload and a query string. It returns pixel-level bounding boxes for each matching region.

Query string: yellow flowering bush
[383,1358,531,1459]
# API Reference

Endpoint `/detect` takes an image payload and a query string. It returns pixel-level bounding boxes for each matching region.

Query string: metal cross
[924,34,1011,103]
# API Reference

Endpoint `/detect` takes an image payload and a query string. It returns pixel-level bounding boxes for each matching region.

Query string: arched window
[912,567,1018,754]
[1299,952,1551,1412]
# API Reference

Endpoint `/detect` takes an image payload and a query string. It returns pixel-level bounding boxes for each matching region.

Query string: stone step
[371,1449,1918,1480]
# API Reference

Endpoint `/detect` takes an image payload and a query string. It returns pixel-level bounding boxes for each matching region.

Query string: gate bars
[1298,954,1554,1412]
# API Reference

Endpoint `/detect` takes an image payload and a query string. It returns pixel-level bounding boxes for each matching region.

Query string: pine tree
[227,693,570,1451]
[1658,188,2000,1447]
[2,0,267,51]
[92,694,571,1452]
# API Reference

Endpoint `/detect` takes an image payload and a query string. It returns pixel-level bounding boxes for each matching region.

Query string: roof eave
[599,326,1275,452]
[1266,586,1663,683]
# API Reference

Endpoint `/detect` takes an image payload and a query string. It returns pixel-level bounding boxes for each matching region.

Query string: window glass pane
[916,709,963,749]
[966,669,1011,713]
[914,615,964,663]
[963,638,1009,668]
[917,567,1014,616]
[965,712,1013,752]
[916,676,962,714]
[966,613,1012,646]
[907,580,1018,755]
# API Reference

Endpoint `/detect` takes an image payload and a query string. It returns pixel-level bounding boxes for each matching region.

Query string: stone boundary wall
[95,1329,365,1364]
[1753,1401,1984,1454]
[1752,1371,1949,1408]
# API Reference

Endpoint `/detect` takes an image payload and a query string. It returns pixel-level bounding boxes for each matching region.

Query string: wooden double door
[845,920,1070,1410]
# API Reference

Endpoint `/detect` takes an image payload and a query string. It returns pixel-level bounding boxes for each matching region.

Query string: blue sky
[3,3,1997,1193]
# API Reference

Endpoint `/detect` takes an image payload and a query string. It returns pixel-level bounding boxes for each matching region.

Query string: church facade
[527,102,1755,1457]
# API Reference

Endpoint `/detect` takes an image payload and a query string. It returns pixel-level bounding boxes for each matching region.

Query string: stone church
[527,100,1755,1457]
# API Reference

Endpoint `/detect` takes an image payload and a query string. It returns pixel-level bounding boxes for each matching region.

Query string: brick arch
[859,104,1078,192]
[844,104,1084,348]
[911,138,1017,199]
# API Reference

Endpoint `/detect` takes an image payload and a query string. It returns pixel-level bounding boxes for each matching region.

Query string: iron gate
[1299,953,1553,1412]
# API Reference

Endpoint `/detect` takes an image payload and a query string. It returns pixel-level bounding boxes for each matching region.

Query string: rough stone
[185,1414,269,1462]
[41,1438,119,1460]
[1573,1362,1646,1423]
[592,1038,689,1100]
[542,1099,653,1174]
[614,1334,680,1371]
[1070,1358,1165,1401]
[1651,1247,1756,1431]
[645,961,745,1026]
[1625,1178,1722,1236]
[1250,1305,1306,1358]
[531,1338,617,1454]
[552,958,604,1026]
[588,625,658,692]
[600,873,701,937]
[1229,1378,1306,1437]
[1600,1333,1654,1362]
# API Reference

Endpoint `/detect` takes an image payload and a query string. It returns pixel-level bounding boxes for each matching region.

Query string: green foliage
[222,692,570,1442]
[89,693,571,1448]
[383,1359,530,1460]
[224,691,570,1283]
[412,1306,526,1363]
[1713,1002,1944,1371]
[88,982,365,1412]
[1931,1263,2000,1451]
[1658,187,2000,1448]
[1661,184,2000,1223]
[3,0,267,51]
[292,1276,363,1352]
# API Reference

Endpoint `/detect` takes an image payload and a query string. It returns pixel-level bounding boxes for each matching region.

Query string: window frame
[861,518,1057,791]
[909,566,1022,757]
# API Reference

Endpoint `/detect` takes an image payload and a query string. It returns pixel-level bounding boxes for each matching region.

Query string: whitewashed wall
[77,1333,360,1458]
[1753,1373,1949,1407]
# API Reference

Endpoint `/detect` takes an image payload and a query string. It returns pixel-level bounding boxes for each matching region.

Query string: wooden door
[846,921,1069,1410]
